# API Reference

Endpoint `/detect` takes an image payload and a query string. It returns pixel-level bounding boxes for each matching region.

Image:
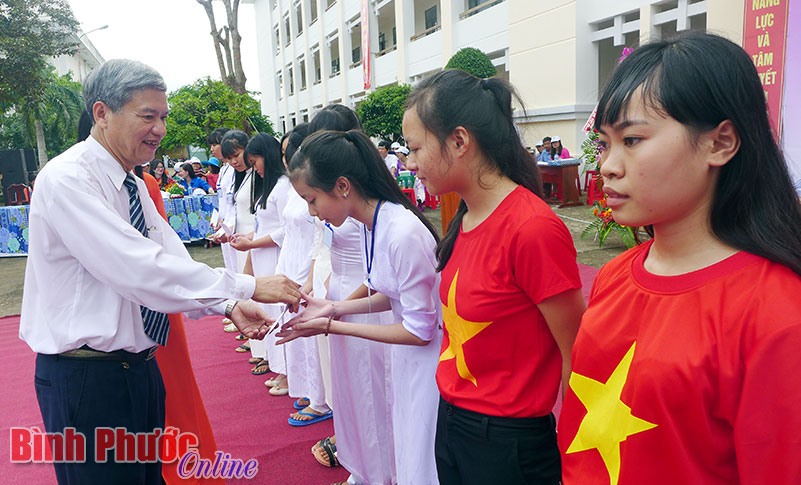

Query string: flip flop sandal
[288,410,333,427]
[235,333,247,341]
[251,360,271,375]
[249,357,264,365]
[313,437,339,467]
[235,343,250,353]
[269,384,289,396]
[294,398,310,410]
[264,377,280,387]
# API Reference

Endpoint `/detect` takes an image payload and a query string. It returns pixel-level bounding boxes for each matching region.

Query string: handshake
[226,274,303,340]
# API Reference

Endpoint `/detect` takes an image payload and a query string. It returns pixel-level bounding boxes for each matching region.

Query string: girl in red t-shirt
[558,32,801,485]
[403,70,585,484]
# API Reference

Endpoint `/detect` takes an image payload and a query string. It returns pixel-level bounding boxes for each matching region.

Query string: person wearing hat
[535,140,544,156]
[202,157,220,188]
[396,145,410,169]
[190,156,208,183]
[549,135,570,160]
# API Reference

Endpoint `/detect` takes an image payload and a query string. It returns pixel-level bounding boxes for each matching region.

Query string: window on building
[327,0,335,8]
[296,3,303,34]
[284,16,291,46]
[303,113,309,122]
[299,58,307,89]
[350,22,362,65]
[313,50,322,82]
[329,39,340,76]
[274,26,280,53]
[379,32,386,51]
[288,66,294,94]
[277,72,283,98]
[309,0,318,22]
[425,6,438,29]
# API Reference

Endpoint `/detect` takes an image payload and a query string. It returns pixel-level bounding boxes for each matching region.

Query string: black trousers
[34,353,166,484]
[435,396,561,485]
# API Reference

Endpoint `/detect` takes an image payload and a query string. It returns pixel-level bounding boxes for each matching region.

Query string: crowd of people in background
[534,135,571,162]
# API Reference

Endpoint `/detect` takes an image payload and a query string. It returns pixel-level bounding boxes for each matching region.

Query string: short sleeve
[511,213,581,304]
[734,322,801,483]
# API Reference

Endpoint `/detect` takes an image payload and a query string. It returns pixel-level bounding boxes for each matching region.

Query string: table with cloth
[0,195,218,257]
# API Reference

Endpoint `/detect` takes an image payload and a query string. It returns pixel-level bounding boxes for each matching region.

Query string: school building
[250,0,800,188]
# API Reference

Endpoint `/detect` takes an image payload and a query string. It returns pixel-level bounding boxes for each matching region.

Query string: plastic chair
[586,176,604,205]
[584,170,599,194]
[6,184,31,205]
[424,191,439,210]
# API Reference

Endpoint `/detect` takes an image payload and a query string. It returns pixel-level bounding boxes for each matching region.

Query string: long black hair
[245,133,285,210]
[406,69,541,270]
[289,130,439,242]
[222,130,252,195]
[596,31,801,277]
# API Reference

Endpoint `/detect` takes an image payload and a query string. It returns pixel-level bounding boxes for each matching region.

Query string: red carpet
[0,264,598,484]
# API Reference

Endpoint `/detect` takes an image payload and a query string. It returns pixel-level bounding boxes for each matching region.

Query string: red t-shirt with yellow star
[436,185,581,418]
[558,239,801,485]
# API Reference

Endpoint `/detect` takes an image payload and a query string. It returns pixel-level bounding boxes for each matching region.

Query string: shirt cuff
[232,273,256,301]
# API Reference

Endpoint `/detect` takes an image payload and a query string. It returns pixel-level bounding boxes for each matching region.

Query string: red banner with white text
[361,0,371,90]
[743,0,790,138]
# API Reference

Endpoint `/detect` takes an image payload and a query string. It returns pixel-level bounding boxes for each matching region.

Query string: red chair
[424,191,439,210]
[586,176,604,205]
[6,184,31,205]
[584,169,599,194]
[401,188,416,204]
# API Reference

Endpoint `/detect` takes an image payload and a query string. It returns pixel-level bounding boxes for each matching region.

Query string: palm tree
[18,68,83,165]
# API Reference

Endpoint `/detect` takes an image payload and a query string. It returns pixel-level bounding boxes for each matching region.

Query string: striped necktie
[123,174,170,346]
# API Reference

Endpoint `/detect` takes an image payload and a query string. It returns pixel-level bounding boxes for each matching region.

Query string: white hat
[391,142,402,151]
[190,156,202,164]
[551,136,561,142]
[397,146,410,155]
[535,140,543,147]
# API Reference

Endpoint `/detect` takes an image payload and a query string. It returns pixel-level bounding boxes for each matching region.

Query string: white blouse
[360,202,441,341]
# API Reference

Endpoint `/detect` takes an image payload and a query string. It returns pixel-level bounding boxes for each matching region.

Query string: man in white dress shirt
[377,140,399,177]
[19,59,300,484]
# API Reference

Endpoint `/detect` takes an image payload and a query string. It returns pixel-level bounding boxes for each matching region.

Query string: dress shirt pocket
[147,225,165,247]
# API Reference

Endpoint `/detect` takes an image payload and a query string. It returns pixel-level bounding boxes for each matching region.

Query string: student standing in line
[306,105,396,484]
[403,69,584,485]
[279,129,443,484]
[231,133,291,376]
[557,32,801,485]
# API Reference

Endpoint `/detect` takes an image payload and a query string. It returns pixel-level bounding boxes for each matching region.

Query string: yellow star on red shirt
[439,269,493,387]
[566,342,658,485]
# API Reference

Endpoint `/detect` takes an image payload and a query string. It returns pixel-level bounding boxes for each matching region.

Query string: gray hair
[83,59,167,121]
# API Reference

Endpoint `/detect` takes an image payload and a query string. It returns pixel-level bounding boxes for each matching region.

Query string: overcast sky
[68,0,261,93]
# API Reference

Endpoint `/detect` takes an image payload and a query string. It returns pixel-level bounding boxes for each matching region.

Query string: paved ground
[0,201,627,317]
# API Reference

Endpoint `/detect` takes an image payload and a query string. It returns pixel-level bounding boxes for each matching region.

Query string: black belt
[58,345,158,361]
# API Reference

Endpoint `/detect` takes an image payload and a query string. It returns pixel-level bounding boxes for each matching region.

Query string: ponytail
[406,69,541,271]
[290,129,439,242]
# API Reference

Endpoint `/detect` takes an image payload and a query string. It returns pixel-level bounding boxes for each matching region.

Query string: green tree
[0,69,84,161]
[0,0,78,109]
[161,78,274,153]
[445,47,497,78]
[356,84,412,143]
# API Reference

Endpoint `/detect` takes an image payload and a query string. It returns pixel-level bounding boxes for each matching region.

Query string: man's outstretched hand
[230,300,273,340]
[253,275,302,311]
